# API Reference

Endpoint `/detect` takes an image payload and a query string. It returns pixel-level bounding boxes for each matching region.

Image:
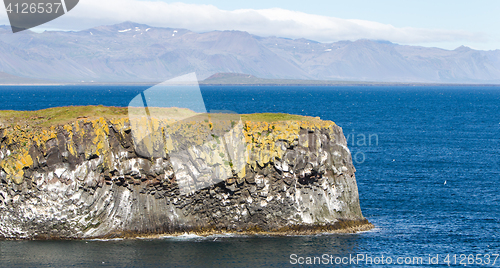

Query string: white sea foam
[157,233,247,240]
[88,238,125,242]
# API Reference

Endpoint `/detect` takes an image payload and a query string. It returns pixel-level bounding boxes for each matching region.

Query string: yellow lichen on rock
[1,150,33,184]
[73,118,87,139]
[243,120,336,169]
[0,113,336,184]
[1,126,38,184]
[91,117,110,157]
[162,119,212,151]
[244,121,300,169]
[109,118,130,133]
[63,124,78,157]
[32,128,57,149]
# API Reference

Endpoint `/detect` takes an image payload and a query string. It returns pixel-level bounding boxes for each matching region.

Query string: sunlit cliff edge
[0,106,372,239]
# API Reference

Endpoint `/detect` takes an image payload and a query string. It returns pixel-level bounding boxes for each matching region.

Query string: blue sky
[3,0,498,50]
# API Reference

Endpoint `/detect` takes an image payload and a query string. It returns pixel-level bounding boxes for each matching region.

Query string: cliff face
[0,115,371,239]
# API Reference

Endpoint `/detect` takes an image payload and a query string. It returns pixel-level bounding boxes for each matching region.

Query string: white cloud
[2,0,486,44]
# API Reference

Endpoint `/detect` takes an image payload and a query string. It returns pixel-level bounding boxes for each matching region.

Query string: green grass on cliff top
[0,106,128,128]
[0,106,323,128]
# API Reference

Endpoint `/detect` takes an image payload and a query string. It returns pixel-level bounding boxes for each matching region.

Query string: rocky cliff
[0,108,372,239]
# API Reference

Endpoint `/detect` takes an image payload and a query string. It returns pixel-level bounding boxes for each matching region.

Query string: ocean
[0,85,499,267]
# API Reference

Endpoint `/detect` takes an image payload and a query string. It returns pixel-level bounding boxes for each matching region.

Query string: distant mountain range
[0,21,499,84]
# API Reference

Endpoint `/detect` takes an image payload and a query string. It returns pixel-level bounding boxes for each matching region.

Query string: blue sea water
[0,85,499,267]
